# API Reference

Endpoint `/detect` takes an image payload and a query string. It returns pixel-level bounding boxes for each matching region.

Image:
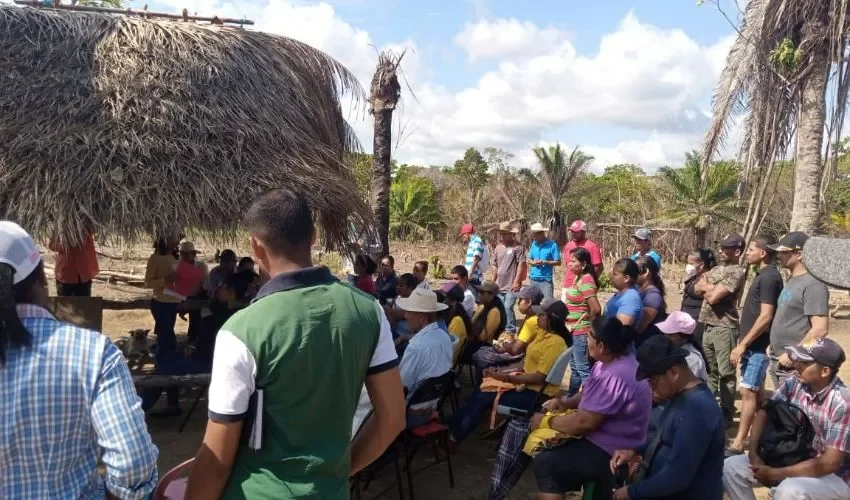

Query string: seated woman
[460,280,506,363]
[449,299,570,446]
[473,285,545,368]
[352,254,377,296]
[438,282,473,365]
[605,259,643,327]
[635,255,667,348]
[654,311,709,383]
[237,256,255,274]
[531,316,652,499]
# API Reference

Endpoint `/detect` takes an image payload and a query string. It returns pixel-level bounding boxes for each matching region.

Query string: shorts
[739,350,769,390]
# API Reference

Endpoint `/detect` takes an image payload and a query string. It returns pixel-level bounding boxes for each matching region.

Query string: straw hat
[179,240,199,254]
[529,223,547,233]
[498,222,519,234]
[396,288,449,313]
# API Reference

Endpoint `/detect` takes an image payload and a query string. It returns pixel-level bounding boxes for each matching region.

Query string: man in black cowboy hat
[610,335,724,500]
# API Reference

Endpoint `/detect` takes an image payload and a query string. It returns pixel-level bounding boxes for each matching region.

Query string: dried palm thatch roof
[0,6,372,250]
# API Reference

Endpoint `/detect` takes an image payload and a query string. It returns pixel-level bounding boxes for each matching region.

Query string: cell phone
[613,463,630,488]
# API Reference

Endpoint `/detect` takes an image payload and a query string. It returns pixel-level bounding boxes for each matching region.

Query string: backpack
[757,399,815,467]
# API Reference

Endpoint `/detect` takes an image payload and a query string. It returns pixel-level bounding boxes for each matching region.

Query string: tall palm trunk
[790,20,830,235]
[369,51,403,256]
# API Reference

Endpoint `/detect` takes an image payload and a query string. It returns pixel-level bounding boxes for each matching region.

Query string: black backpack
[757,399,815,467]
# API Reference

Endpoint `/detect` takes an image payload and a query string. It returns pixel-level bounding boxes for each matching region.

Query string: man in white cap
[0,221,158,499]
[562,220,603,298]
[397,288,454,423]
[527,223,560,300]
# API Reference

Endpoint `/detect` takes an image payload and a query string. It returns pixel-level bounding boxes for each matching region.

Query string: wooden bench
[133,373,211,432]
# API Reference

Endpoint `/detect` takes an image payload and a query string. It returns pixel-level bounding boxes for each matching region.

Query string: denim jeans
[568,334,591,396]
[150,299,179,366]
[450,388,539,443]
[499,291,517,334]
[530,279,554,300]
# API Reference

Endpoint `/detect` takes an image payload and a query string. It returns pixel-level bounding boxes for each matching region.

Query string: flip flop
[803,237,850,289]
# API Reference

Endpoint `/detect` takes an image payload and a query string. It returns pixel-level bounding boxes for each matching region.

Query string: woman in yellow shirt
[144,237,180,368]
[438,282,473,365]
[449,298,570,445]
[466,281,506,357]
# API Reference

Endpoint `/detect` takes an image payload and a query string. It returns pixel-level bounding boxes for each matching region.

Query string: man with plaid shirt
[723,338,850,500]
[0,222,158,499]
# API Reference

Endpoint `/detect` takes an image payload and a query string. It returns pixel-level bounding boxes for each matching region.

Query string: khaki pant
[724,454,850,500]
[703,324,738,416]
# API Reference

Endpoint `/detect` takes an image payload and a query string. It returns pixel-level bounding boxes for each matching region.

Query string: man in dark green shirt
[185,190,405,499]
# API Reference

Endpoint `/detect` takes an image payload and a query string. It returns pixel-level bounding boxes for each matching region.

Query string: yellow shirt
[472,304,503,343]
[144,253,181,303]
[523,331,567,396]
[448,316,467,365]
[517,314,545,345]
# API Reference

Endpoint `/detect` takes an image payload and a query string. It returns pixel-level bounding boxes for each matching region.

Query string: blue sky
[138,0,744,171]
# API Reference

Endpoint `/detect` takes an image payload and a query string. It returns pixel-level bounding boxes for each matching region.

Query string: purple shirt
[579,355,652,455]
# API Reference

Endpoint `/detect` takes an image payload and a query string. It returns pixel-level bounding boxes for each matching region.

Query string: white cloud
[454,18,571,62]
[145,2,734,172]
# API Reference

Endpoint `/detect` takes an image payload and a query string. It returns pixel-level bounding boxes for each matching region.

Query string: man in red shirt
[49,230,100,297]
[561,221,603,296]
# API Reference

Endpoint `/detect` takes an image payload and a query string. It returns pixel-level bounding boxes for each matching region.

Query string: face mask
[684,264,697,278]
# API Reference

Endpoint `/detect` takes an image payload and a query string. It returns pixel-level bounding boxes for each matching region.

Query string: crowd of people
[1,198,849,499]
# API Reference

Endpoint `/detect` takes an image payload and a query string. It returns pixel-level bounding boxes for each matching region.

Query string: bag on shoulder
[757,399,815,467]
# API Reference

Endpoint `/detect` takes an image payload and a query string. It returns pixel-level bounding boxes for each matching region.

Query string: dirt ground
[48,239,850,499]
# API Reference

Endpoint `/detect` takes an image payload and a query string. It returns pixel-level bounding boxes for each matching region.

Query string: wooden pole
[14,1,255,25]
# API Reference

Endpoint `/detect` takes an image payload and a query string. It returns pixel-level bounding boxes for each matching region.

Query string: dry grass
[0,6,371,250]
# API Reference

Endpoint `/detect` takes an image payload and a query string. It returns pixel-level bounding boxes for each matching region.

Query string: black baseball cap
[636,335,689,380]
[718,233,744,249]
[531,298,568,322]
[769,231,809,252]
[516,285,544,305]
[786,338,846,369]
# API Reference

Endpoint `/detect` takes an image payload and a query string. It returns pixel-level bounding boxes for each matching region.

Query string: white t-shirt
[462,289,476,317]
[208,300,398,420]
[684,343,709,383]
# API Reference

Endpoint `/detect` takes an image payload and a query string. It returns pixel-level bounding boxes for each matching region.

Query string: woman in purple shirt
[530,316,653,499]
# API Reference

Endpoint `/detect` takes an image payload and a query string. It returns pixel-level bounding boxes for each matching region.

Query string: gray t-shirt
[769,272,829,357]
[493,243,526,292]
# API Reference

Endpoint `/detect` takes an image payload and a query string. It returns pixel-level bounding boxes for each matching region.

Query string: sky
[29,0,752,172]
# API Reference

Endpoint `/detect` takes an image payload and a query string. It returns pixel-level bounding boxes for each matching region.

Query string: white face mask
[684,264,698,279]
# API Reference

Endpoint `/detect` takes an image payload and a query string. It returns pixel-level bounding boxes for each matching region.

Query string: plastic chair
[153,458,194,500]
[495,347,573,418]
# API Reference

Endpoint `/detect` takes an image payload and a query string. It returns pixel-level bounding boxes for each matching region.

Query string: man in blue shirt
[527,223,561,300]
[631,227,662,270]
[611,335,724,500]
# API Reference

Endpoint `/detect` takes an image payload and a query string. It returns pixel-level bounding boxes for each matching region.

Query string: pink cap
[655,311,696,335]
[459,223,475,236]
[570,220,586,232]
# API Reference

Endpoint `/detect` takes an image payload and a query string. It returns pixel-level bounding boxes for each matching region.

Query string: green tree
[446,147,490,221]
[389,176,443,240]
[655,151,740,247]
[533,144,593,245]
[345,152,373,202]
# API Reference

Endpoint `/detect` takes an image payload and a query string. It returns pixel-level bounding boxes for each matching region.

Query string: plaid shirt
[1,305,158,499]
[465,234,486,282]
[772,376,850,484]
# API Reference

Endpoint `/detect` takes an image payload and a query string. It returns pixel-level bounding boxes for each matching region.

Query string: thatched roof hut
[0,6,372,250]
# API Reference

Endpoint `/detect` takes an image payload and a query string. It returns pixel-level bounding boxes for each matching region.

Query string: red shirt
[165,260,205,300]
[50,231,100,284]
[563,238,603,286]
[356,275,376,296]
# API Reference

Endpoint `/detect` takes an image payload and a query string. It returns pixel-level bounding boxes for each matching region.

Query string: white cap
[0,221,42,284]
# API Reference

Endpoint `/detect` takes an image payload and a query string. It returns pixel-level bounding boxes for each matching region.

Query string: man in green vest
[185,190,406,499]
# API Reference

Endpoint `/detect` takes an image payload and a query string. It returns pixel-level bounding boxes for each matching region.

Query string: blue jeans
[530,279,554,300]
[568,334,591,396]
[450,388,539,443]
[150,299,179,366]
[499,291,517,334]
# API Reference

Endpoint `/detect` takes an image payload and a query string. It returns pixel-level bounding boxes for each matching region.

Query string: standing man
[562,220,603,300]
[185,190,405,499]
[492,222,526,335]
[1,222,158,499]
[631,227,661,270]
[727,236,783,456]
[49,229,100,297]
[527,223,560,300]
[695,233,746,423]
[768,232,830,388]
[460,223,489,292]
[450,265,477,317]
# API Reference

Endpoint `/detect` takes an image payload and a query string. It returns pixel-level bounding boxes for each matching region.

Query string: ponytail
[0,263,32,365]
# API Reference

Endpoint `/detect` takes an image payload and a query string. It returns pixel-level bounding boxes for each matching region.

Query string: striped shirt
[1,305,158,500]
[464,234,488,282]
[564,273,597,336]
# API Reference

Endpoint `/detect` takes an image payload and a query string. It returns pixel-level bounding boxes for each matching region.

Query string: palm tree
[388,177,443,240]
[655,152,740,247]
[534,144,593,246]
[701,0,846,236]
[369,50,404,256]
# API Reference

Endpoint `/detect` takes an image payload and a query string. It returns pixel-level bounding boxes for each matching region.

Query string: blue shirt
[631,250,662,270]
[399,322,453,391]
[1,305,158,500]
[465,234,487,282]
[529,239,561,282]
[629,384,724,500]
[605,286,644,326]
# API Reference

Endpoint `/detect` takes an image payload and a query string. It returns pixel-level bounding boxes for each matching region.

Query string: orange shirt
[50,232,100,284]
